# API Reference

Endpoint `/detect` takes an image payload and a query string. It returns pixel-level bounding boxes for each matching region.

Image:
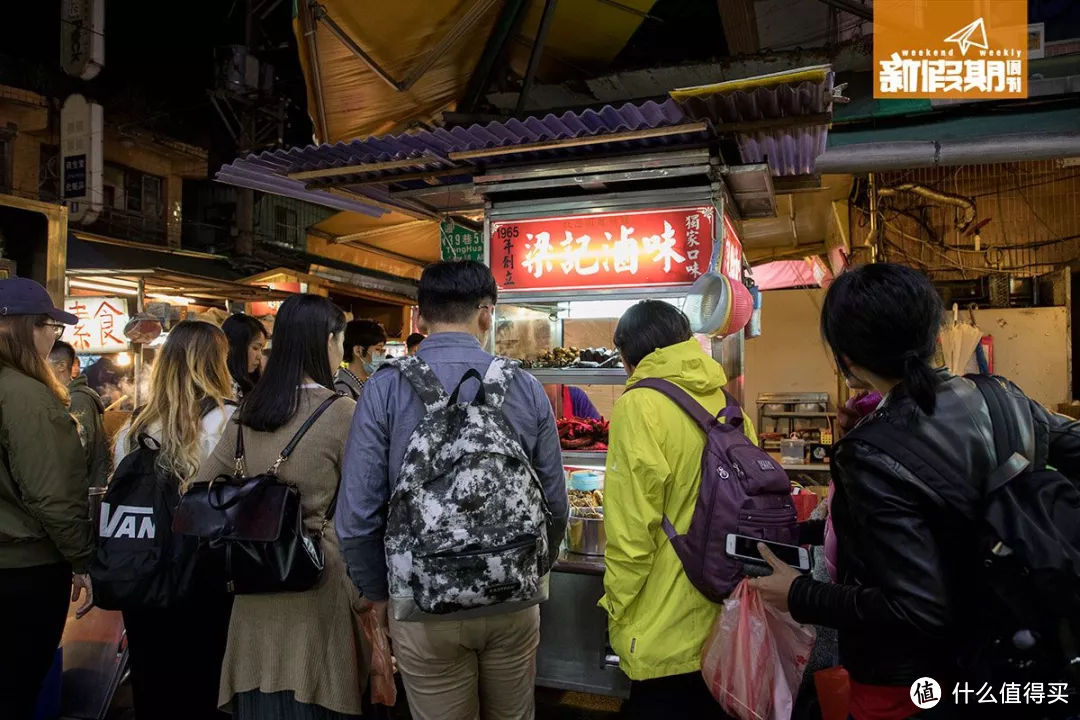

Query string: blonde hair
[129,321,232,482]
[0,314,70,404]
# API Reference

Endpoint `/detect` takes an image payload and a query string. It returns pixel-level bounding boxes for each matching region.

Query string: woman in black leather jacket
[753,263,1080,720]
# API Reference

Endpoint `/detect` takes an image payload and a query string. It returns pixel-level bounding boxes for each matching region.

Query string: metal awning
[215,99,709,218]
[670,65,835,177]
[65,268,293,304]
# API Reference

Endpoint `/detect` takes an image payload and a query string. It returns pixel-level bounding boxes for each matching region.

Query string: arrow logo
[944,17,989,56]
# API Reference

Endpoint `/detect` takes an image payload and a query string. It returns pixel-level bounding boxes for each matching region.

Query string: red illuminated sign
[490,206,716,292]
[721,212,743,283]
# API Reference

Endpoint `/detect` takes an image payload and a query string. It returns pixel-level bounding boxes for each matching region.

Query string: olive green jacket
[0,366,93,572]
[69,375,111,488]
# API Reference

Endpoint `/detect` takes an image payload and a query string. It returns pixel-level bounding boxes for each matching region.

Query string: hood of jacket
[626,338,728,396]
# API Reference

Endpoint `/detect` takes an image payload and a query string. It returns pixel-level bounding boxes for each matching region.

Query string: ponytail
[902,350,939,415]
[822,263,945,418]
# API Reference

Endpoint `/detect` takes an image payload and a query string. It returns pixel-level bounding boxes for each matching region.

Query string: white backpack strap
[483,357,517,410]
[395,356,449,412]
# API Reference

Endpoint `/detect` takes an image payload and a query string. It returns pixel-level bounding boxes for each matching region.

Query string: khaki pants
[388,605,540,720]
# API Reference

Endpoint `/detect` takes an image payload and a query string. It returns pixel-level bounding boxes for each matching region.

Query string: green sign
[440,219,484,262]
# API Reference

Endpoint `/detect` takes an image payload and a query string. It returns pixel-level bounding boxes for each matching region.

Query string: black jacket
[787,373,1080,687]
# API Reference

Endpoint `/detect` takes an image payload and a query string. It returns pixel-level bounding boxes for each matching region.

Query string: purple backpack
[630,379,797,602]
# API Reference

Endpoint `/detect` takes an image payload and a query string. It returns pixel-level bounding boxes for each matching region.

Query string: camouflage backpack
[385,355,551,620]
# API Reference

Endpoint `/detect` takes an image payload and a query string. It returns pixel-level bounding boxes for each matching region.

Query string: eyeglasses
[477,304,496,312]
[39,322,66,339]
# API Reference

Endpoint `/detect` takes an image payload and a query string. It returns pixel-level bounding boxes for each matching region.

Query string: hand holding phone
[749,542,806,613]
[725,533,812,572]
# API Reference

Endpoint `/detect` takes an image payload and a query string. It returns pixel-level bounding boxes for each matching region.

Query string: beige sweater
[193,386,370,714]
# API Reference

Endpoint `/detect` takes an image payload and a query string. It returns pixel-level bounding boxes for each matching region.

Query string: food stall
[478,152,745,697]
[63,267,291,412]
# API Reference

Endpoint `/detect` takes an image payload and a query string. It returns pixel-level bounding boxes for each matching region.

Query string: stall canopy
[65,268,292,305]
[294,0,658,142]
[307,210,436,282]
[751,258,832,290]
[215,66,845,268]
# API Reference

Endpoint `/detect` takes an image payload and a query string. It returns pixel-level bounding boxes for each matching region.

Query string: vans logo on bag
[99,502,155,539]
[757,459,777,471]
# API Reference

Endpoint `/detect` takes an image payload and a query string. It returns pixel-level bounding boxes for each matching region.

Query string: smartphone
[725,533,812,572]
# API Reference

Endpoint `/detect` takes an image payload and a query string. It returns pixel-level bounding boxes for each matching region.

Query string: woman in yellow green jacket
[601,300,755,719]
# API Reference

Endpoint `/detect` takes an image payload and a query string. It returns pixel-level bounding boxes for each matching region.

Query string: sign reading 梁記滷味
[490,206,717,292]
[62,296,130,354]
[873,0,1027,99]
[440,220,484,262]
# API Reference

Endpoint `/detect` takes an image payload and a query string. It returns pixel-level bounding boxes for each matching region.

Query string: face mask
[362,351,386,375]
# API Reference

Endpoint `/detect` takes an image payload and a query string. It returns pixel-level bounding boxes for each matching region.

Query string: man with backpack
[338,260,568,720]
[603,300,783,719]
[50,341,111,488]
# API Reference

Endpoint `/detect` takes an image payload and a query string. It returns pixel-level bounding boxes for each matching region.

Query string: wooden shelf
[782,463,831,472]
[760,411,835,418]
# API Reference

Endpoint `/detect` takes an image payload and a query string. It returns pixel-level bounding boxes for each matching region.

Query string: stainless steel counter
[537,551,630,698]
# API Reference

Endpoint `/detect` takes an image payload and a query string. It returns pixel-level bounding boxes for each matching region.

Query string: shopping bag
[359,610,397,706]
[791,490,820,523]
[813,667,851,720]
[702,579,816,720]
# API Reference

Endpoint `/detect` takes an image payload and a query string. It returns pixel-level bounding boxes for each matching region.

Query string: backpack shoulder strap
[967,374,1032,493]
[629,378,717,432]
[483,357,518,410]
[394,356,448,411]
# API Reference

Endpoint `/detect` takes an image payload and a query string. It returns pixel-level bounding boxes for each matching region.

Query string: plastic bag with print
[702,579,815,720]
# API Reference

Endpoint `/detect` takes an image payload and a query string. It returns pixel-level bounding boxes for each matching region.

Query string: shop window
[273,205,300,248]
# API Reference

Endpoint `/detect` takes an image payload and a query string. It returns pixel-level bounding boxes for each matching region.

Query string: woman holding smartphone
[753,263,1080,720]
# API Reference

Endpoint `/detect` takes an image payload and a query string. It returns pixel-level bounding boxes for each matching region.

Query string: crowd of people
[0,260,1077,720]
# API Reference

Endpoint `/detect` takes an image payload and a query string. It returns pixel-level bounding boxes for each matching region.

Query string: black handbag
[172,394,341,594]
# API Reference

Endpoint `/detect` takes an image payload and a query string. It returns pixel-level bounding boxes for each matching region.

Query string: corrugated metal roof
[670,67,833,177]
[215,99,703,214]
[257,99,689,174]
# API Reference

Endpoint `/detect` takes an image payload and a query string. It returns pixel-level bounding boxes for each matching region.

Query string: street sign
[63,296,130,354]
[440,220,484,262]
[61,94,103,224]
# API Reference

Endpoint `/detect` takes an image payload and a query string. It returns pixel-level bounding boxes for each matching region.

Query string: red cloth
[849,680,919,720]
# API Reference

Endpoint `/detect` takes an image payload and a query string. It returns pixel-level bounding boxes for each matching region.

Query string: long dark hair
[222,313,269,395]
[240,295,345,432]
[821,263,943,415]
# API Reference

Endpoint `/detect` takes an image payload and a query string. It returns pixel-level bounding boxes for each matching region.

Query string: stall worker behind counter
[544,384,601,420]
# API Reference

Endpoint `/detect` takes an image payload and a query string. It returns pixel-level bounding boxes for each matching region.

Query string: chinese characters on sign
[63,155,87,199]
[489,207,717,292]
[62,296,130,354]
[720,213,743,284]
[873,1,1028,99]
[440,220,484,263]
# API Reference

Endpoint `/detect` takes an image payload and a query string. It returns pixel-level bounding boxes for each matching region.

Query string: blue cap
[0,277,78,324]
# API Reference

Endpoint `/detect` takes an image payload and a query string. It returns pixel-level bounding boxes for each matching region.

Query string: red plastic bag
[791,491,821,523]
[702,579,816,720]
[360,610,397,706]
[814,667,851,720]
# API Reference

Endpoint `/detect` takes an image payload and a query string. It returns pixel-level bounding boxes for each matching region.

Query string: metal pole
[133,278,144,409]
[313,3,404,91]
[516,0,559,114]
